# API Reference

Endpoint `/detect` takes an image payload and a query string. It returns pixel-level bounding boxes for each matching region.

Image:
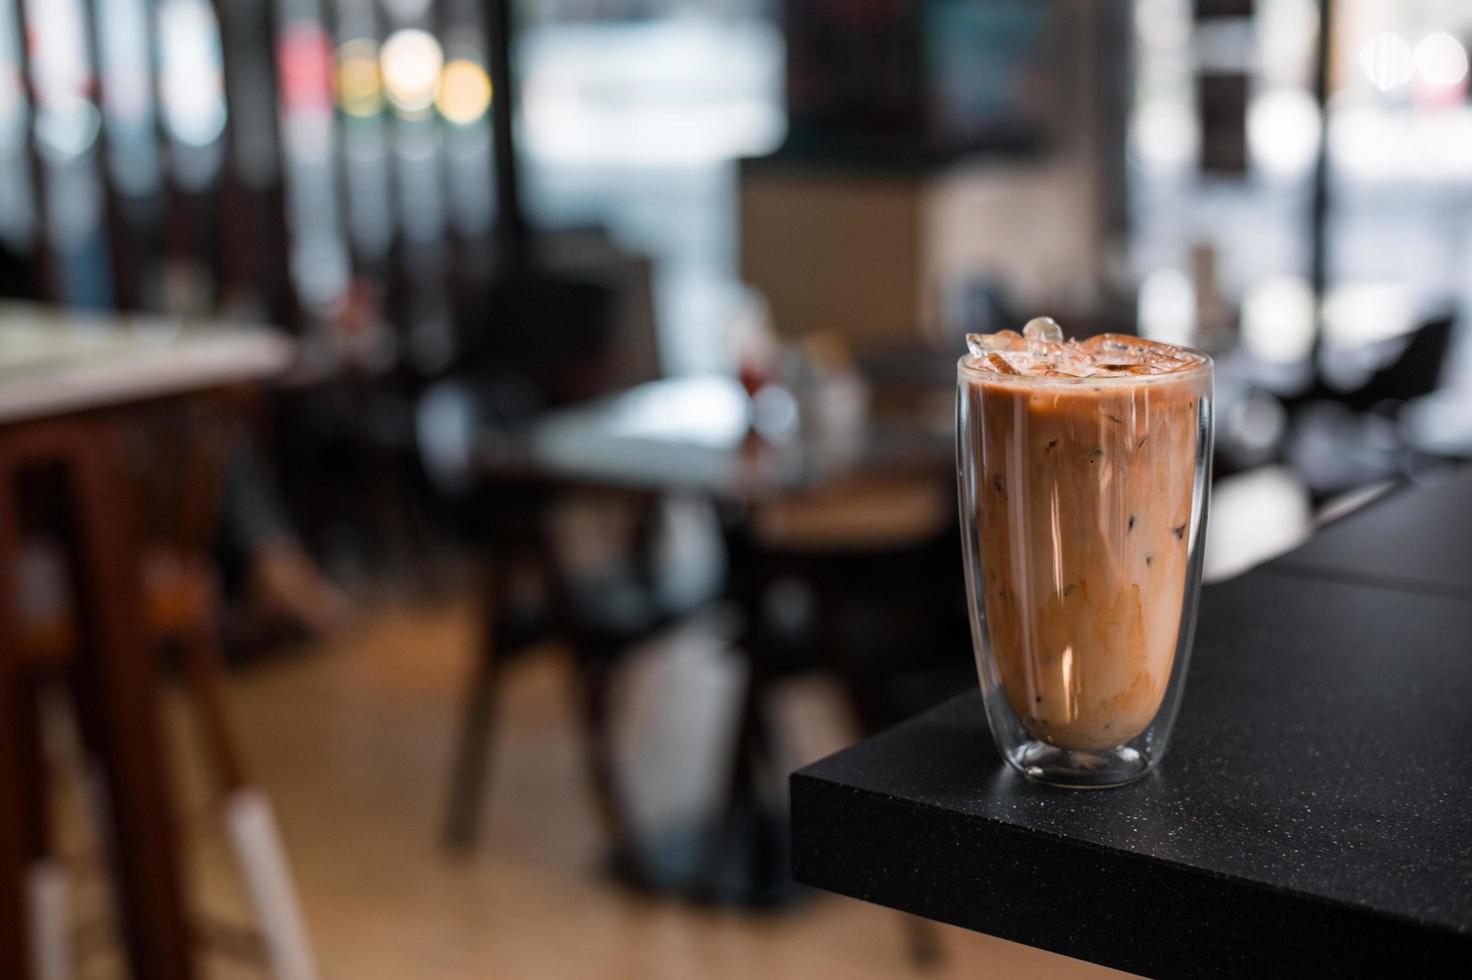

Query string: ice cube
[1049,348,1102,378]
[985,352,1020,375]
[966,330,1028,355]
[1023,316,1064,345]
[969,323,1197,378]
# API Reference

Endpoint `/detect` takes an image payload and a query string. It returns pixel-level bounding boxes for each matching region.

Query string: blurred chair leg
[180,626,318,980]
[442,570,509,851]
[0,472,34,978]
[17,679,66,980]
[570,657,629,848]
[221,791,317,980]
[442,649,503,851]
[693,661,772,902]
[25,860,67,980]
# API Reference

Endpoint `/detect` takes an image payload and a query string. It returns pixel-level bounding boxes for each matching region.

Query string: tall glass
[956,340,1212,787]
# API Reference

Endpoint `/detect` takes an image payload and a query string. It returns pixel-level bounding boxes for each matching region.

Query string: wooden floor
[66,595,1134,979]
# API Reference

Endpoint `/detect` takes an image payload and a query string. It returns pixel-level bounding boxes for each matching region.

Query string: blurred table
[0,304,292,980]
[0,305,290,423]
[791,476,1472,977]
[469,373,954,501]
[450,372,953,905]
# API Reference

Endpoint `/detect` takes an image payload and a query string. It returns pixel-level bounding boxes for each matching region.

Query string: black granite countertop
[791,571,1472,977]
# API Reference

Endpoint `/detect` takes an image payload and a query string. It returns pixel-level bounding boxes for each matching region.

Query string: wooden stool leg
[62,431,195,980]
[179,625,246,797]
[179,627,317,980]
[0,472,35,979]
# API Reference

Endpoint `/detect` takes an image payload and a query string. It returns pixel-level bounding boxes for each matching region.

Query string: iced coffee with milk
[957,318,1212,785]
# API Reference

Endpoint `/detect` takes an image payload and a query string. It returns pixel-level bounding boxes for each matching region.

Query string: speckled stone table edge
[1256,556,1472,603]
[790,696,1472,979]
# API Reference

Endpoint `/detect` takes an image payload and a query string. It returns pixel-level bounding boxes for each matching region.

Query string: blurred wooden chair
[9,401,315,980]
[437,483,709,854]
[425,248,713,857]
[745,471,968,963]
[748,472,970,727]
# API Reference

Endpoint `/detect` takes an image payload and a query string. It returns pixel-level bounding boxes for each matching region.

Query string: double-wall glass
[957,344,1213,787]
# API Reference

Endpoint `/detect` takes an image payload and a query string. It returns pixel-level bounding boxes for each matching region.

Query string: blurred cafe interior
[0,0,1469,977]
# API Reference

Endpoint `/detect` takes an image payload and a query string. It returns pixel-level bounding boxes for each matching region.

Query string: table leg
[0,470,33,978]
[62,426,195,980]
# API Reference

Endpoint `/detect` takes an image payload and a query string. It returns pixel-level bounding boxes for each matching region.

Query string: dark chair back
[453,271,620,413]
[1342,313,1455,412]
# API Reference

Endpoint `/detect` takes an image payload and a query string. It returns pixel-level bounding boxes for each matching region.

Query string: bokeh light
[1247,88,1321,177]
[278,19,334,114]
[1413,32,1469,89]
[25,0,89,110]
[158,0,227,148]
[1129,102,1197,172]
[1321,281,1415,348]
[1137,268,1195,347]
[1358,32,1414,92]
[97,0,153,126]
[381,28,443,115]
[1133,0,1190,52]
[1241,275,1315,363]
[436,58,491,125]
[34,95,101,159]
[336,38,382,117]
